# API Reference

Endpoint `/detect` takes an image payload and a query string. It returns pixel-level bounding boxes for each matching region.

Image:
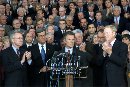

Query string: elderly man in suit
[100,25,128,87]
[73,29,96,87]
[2,31,31,87]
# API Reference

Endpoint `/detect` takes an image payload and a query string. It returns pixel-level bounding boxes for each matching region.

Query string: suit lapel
[112,40,120,52]
[61,47,65,53]
[46,43,49,60]
[35,44,41,56]
[9,47,21,60]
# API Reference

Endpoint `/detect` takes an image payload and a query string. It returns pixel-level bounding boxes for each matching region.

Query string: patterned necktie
[16,49,20,58]
[115,17,118,28]
[41,46,46,64]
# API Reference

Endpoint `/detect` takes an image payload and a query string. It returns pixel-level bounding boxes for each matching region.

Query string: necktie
[67,50,70,63]
[115,17,118,28]
[115,17,118,24]
[41,46,46,64]
[77,46,79,50]
[123,7,127,12]
[97,21,101,26]
[16,49,20,58]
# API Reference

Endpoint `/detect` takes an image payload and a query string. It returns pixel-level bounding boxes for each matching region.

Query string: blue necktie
[41,46,46,64]
[97,21,101,26]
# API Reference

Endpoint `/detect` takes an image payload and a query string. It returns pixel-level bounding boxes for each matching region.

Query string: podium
[48,52,88,87]
[65,75,73,87]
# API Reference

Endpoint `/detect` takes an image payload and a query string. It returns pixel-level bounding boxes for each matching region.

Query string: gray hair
[17,7,26,14]
[73,29,83,36]
[9,31,22,42]
[113,6,121,13]
[66,15,73,21]
[104,25,117,32]
[46,32,54,38]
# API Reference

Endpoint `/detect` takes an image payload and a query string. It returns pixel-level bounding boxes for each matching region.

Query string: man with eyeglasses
[2,31,32,87]
[10,19,25,35]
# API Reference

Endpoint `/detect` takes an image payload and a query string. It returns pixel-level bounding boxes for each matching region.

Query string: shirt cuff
[27,59,32,65]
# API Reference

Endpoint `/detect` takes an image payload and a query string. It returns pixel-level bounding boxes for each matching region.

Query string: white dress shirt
[65,47,73,55]
[114,16,120,24]
[38,43,46,53]
[26,43,32,48]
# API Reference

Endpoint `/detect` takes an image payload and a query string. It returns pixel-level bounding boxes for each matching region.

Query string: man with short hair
[108,6,128,34]
[21,31,33,51]
[2,31,31,86]
[58,31,92,87]
[0,15,13,35]
[0,4,5,15]
[30,29,55,86]
[10,19,25,35]
[101,25,128,87]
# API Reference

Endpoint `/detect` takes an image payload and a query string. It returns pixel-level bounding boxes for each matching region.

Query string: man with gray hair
[2,31,31,86]
[108,6,128,34]
[73,29,95,87]
[55,6,67,26]
[100,25,128,87]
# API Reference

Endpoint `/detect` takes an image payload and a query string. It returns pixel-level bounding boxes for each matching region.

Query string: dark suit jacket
[98,40,128,87]
[4,25,13,36]
[121,6,130,16]
[20,44,33,51]
[94,20,109,28]
[30,43,55,86]
[2,46,28,87]
[108,16,129,34]
[0,51,4,86]
[58,46,92,87]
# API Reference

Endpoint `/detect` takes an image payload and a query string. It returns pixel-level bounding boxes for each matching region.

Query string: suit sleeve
[2,52,25,73]
[109,43,128,67]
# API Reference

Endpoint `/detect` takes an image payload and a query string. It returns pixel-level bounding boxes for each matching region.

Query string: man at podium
[58,31,92,87]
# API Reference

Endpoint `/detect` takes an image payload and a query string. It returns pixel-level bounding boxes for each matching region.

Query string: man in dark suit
[107,6,129,34]
[100,25,128,87]
[30,29,55,87]
[9,19,25,35]
[2,31,32,87]
[0,15,13,36]
[120,0,130,16]
[22,15,34,30]
[73,29,96,87]
[94,11,109,30]
[54,7,68,26]
[21,31,34,51]
[58,31,92,87]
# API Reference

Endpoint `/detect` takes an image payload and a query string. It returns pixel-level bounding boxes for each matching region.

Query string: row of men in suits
[1,24,128,87]
[1,27,94,87]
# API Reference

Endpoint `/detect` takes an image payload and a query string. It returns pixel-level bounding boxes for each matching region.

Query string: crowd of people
[0,0,130,87]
